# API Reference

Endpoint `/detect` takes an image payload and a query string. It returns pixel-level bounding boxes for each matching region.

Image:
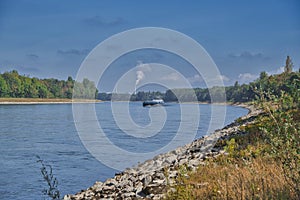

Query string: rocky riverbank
[64,104,261,200]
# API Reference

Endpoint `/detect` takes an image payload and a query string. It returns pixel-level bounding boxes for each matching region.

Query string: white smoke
[134,61,151,94]
[135,70,145,86]
[135,61,149,86]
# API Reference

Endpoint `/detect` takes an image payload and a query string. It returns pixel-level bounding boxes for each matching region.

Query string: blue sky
[0,0,299,91]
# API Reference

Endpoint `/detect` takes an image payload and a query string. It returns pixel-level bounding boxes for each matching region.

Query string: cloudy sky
[0,0,299,91]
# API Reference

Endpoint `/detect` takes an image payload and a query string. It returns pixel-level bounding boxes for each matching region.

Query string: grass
[166,133,298,200]
[165,97,300,200]
[166,157,292,200]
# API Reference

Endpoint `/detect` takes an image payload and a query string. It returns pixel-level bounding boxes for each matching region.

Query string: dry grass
[166,156,295,200]
[165,113,299,200]
[165,115,299,200]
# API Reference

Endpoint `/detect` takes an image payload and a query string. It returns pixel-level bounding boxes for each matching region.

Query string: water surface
[0,102,248,199]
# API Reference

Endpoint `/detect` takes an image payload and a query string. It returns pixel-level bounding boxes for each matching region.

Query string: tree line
[99,56,299,103]
[1,57,298,102]
[98,71,299,103]
[0,70,98,99]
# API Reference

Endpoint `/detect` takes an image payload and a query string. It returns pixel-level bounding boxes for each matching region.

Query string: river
[0,102,248,199]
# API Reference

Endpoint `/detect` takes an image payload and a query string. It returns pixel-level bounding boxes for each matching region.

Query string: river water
[0,102,248,199]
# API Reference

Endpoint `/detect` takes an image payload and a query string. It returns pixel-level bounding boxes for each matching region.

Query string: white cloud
[219,75,230,82]
[267,66,284,75]
[187,74,203,83]
[160,72,181,81]
[238,73,258,84]
[228,51,269,61]
[208,74,230,86]
[236,67,285,85]
[187,74,230,86]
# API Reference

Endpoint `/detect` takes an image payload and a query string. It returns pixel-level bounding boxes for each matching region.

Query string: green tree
[2,70,24,97]
[73,78,97,99]
[22,77,38,97]
[259,71,268,80]
[0,75,9,97]
[284,55,293,73]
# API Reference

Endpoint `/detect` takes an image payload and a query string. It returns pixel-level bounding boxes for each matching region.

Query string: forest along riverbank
[64,104,262,200]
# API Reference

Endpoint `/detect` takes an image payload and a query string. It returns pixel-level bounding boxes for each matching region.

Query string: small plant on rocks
[36,155,61,200]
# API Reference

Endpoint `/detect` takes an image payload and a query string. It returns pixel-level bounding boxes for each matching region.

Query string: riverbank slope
[64,104,261,200]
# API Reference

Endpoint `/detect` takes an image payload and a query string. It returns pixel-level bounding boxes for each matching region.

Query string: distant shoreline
[0,98,246,106]
[0,98,101,105]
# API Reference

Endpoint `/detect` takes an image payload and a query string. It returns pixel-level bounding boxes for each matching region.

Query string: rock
[143,175,152,187]
[178,158,188,165]
[85,190,95,199]
[123,192,136,198]
[102,184,115,192]
[146,193,155,199]
[63,195,71,200]
[154,172,165,180]
[164,154,177,165]
[137,174,145,182]
[104,178,117,187]
[117,179,130,189]
[91,181,103,192]
[153,159,163,168]
[135,181,144,196]
[153,194,165,200]
[168,170,178,179]
[122,185,134,193]
[189,159,200,166]
[153,178,165,185]
[129,175,138,183]
[142,184,167,196]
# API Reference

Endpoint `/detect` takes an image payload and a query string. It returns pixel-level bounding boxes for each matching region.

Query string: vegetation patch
[0,70,98,99]
[165,67,300,200]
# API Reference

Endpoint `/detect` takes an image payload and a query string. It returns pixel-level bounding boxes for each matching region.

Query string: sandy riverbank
[0,98,101,104]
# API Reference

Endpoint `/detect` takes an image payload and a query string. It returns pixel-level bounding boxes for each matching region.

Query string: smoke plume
[135,70,145,86]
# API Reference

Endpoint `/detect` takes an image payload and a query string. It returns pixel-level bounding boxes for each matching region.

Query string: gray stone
[102,185,115,191]
[117,179,129,189]
[165,154,177,164]
[153,179,165,184]
[168,170,178,179]
[138,174,145,181]
[124,192,136,198]
[178,158,188,165]
[129,175,138,183]
[143,175,152,187]
[104,178,117,186]
[63,195,71,200]
[135,181,143,195]
[154,172,165,180]
[91,181,103,192]
[189,159,200,166]
[154,159,163,168]
[122,185,134,193]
